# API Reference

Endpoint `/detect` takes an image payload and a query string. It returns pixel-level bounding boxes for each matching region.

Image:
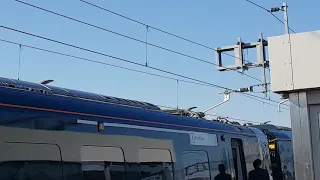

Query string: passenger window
[0,161,64,180]
[139,148,172,163]
[0,142,63,180]
[81,146,126,180]
[139,148,174,180]
[62,162,83,180]
[182,150,211,179]
[125,163,141,180]
[140,162,173,180]
[124,162,173,180]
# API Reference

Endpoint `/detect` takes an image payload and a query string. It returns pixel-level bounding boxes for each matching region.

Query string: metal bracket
[215,33,268,71]
[278,99,289,112]
[215,33,269,96]
[216,38,244,71]
[203,92,230,113]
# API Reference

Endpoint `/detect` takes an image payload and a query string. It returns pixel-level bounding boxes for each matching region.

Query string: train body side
[0,78,270,180]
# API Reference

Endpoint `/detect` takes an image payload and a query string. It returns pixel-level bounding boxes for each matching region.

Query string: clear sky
[0,0,319,127]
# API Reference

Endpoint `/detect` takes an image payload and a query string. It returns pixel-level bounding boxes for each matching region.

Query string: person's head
[218,164,226,173]
[253,159,262,169]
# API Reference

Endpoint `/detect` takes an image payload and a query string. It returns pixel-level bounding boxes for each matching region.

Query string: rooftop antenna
[40,79,54,85]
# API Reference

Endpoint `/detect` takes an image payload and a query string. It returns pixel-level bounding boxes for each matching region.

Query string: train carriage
[0,77,281,180]
[252,125,294,180]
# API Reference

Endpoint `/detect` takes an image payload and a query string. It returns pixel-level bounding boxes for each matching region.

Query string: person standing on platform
[214,164,232,180]
[248,159,270,180]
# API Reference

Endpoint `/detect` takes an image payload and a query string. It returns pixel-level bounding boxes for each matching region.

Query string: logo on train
[190,133,205,143]
[189,132,217,146]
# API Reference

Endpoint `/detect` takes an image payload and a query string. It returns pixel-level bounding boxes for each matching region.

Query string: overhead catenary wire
[0,35,288,110]
[1,38,271,124]
[241,93,289,110]
[0,1,290,122]
[0,25,231,90]
[244,0,296,33]
[0,25,287,108]
[78,0,256,67]
[79,0,215,51]
[13,0,262,83]
[243,92,290,107]
[12,1,210,65]
[79,0,259,66]
[0,38,266,93]
[0,39,214,88]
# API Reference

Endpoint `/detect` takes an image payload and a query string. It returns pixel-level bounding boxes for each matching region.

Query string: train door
[269,141,283,180]
[231,139,247,180]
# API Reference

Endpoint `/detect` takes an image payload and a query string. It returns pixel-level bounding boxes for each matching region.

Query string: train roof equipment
[0,77,161,111]
[0,76,257,136]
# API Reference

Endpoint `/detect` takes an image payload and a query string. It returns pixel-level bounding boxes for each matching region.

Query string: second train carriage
[251,124,294,180]
[0,77,291,180]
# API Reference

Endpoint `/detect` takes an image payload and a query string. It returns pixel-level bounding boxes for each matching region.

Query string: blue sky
[0,0,319,127]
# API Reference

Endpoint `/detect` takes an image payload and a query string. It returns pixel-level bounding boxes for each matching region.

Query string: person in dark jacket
[248,159,270,180]
[214,164,232,180]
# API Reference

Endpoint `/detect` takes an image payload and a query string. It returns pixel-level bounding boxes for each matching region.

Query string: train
[0,76,294,180]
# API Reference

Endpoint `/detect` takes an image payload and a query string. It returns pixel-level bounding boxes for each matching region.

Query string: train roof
[0,77,256,136]
[251,124,291,131]
[0,77,160,111]
[251,124,292,140]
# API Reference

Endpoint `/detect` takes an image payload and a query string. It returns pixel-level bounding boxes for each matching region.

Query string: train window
[231,139,247,180]
[62,162,83,180]
[81,146,126,180]
[140,162,173,180]
[0,142,63,180]
[82,161,105,180]
[182,150,211,180]
[124,163,173,180]
[138,148,172,163]
[125,163,141,180]
[139,148,174,180]
[0,161,64,180]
